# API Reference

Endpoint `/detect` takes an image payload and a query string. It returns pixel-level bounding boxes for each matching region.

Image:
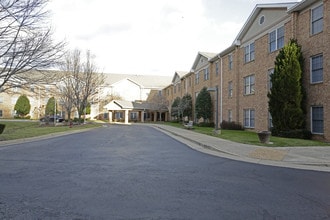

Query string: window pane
[311,5,323,34]
[250,43,255,61]
[312,5,323,20]
[244,110,249,127]
[250,110,255,128]
[269,31,276,52]
[244,46,249,62]
[312,107,324,133]
[311,55,323,83]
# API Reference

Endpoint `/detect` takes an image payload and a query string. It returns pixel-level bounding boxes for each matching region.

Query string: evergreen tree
[14,95,31,117]
[45,97,57,116]
[171,97,181,120]
[195,87,212,121]
[181,94,193,120]
[268,39,304,132]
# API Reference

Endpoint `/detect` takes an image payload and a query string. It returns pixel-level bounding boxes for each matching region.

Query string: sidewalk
[151,124,330,172]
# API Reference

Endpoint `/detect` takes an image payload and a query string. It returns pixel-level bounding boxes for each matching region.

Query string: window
[215,62,219,76]
[244,42,255,63]
[269,26,284,52]
[30,85,35,92]
[268,68,274,90]
[115,112,123,120]
[228,81,233,98]
[311,54,323,83]
[311,106,323,134]
[0,96,3,103]
[131,112,138,120]
[244,109,255,128]
[204,68,209,80]
[311,4,323,35]
[195,72,200,84]
[0,110,2,117]
[228,110,232,122]
[244,75,255,95]
[228,54,233,70]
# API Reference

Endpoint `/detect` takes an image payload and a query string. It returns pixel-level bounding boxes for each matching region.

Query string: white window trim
[310,3,323,35]
[244,109,255,128]
[310,54,323,84]
[244,42,255,63]
[311,106,324,134]
[269,26,284,52]
[244,75,255,95]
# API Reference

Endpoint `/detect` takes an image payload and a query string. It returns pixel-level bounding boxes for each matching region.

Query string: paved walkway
[151,124,330,172]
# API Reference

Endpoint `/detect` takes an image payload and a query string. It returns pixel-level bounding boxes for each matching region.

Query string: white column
[109,111,113,123]
[125,110,129,124]
[141,111,144,123]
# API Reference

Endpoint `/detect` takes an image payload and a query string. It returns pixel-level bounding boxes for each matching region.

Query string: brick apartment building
[163,0,330,141]
[0,0,328,140]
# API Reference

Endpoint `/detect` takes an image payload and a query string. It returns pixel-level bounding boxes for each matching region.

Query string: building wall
[293,0,330,140]
[162,0,330,140]
[0,84,60,119]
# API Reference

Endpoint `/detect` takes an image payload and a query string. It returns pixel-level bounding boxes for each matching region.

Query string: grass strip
[165,122,329,147]
[0,121,102,141]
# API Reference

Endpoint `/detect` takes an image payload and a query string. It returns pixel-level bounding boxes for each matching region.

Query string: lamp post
[207,86,220,134]
[54,96,56,125]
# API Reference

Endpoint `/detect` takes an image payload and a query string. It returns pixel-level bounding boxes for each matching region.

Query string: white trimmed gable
[191,52,217,72]
[233,3,297,46]
[110,78,142,101]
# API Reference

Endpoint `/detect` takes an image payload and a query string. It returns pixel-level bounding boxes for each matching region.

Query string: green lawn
[0,120,102,141]
[165,122,330,147]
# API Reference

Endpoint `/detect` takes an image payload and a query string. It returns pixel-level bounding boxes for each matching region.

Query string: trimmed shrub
[221,120,244,130]
[197,122,215,127]
[271,128,312,139]
[0,124,5,134]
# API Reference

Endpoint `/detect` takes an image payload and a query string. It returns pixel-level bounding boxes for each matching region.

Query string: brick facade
[163,0,330,141]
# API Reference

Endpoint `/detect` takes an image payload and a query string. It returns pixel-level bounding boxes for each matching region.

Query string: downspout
[220,55,223,127]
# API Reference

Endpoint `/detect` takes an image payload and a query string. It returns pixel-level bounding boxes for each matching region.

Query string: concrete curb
[152,124,330,172]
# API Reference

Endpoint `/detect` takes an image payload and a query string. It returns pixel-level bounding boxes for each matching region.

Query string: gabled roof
[104,100,151,111]
[288,0,319,12]
[171,71,188,84]
[191,51,217,72]
[103,73,172,89]
[233,2,297,45]
[110,77,143,88]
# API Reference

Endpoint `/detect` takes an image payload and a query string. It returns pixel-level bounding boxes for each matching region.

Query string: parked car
[40,116,64,123]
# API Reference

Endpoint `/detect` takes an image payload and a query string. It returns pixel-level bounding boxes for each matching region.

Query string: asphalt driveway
[0,124,330,219]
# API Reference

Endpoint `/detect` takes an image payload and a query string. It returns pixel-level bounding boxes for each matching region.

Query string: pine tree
[268,39,304,133]
[181,94,193,120]
[45,97,57,116]
[14,95,31,117]
[195,87,212,121]
[171,97,181,120]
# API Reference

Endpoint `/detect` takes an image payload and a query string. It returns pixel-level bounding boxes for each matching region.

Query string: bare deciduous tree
[58,49,104,122]
[149,90,168,121]
[0,0,65,91]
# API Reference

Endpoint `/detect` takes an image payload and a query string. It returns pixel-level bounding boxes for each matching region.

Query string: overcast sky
[48,0,299,76]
